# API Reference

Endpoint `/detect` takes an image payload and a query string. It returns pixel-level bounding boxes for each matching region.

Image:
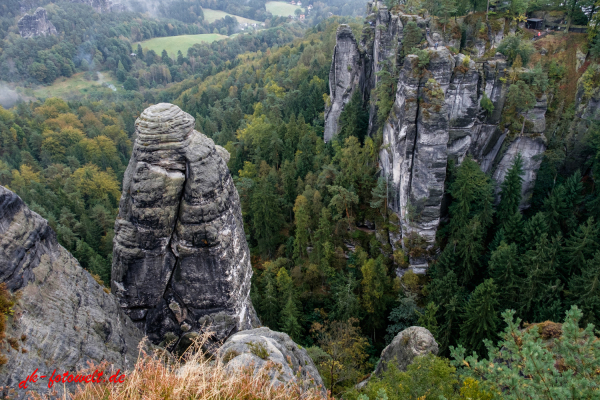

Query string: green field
[32,72,120,99]
[265,1,304,16]
[202,8,261,25]
[138,34,228,57]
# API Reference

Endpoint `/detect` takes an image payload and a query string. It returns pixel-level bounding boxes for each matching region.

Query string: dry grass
[34,333,329,400]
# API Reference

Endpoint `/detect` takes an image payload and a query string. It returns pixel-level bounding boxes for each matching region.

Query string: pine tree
[447,157,494,237]
[293,195,311,262]
[522,212,548,250]
[506,81,536,136]
[496,154,524,224]
[386,292,419,342]
[503,210,524,246]
[454,216,486,283]
[370,176,388,219]
[331,273,360,321]
[251,172,283,256]
[542,184,569,235]
[417,302,440,339]
[488,241,521,311]
[436,0,457,32]
[569,250,600,326]
[460,279,500,356]
[520,233,564,322]
[280,294,302,341]
[563,170,583,232]
[439,295,462,355]
[261,269,280,329]
[563,217,599,278]
[402,21,423,57]
[362,256,389,336]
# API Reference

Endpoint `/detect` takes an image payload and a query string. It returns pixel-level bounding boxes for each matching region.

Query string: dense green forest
[1,0,600,396]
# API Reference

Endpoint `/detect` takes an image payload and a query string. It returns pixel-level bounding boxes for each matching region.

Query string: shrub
[497,34,535,66]
[451,306,600,399]
[248,341,270,360]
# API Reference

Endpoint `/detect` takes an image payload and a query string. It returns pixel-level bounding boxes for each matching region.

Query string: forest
[1,0,600,396]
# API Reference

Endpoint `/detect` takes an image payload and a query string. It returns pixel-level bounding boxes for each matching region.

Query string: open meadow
[265,1,304,16]
[138,34,229,57]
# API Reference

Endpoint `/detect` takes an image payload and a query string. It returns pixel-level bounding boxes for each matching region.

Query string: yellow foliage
[45,113,84,131]
[459,377,494,399]
[79,136,119,165]
[41,128,85,159]
[238,161,257,179]
[11,165,42,191]
[72,164,121,201]
[36,98,69,119]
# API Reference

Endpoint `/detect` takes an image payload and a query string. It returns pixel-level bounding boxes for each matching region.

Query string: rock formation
[17,8,57,39]
[112,103,258,349]
[324,25,364,142]
[325,1,548,272]
[0,186,144,399]
[373,326,438,375]
[356,326,438,389]
[218,328,325,394]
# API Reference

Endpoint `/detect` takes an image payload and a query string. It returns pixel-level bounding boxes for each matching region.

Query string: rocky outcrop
[325,2,547,272]
[0,186,144,398]
[218,328,325,394]
[112,103,258,349]
[324,25,364,142]
[373,326,438,375]
[17,8,57,38]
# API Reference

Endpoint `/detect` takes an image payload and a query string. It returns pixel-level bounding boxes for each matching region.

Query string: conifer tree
[261,269,280,329]
[331,273,360,321]
[569,250,600,325]
[488,241,521,310]
[370,176,389,219]
[542,184,569,235]
[496,154,524,224]
[417,302,440,339]
[293,195,311,262]
[251,171,283,256]
[522,212,548,250]
[280,294,302,341]
[460,279,500,356]
[563,217,599,278]
[503,210,524,246]
[563,170,583,232]
[439,295,462,355]
[402,21,423,56]
[454,216,486,283]
[520,233,563,322]
[506,81,536,136]
[362,256,389,338]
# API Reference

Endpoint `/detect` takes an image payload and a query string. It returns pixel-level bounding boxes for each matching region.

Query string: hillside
[137,34,230,57]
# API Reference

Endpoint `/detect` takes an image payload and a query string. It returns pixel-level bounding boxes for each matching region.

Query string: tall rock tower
[112,103,258,348]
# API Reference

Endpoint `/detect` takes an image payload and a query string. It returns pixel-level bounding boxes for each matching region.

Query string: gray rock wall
[324,5,547,272]
[0,186,144,399]
[324,25,364,142]
[112,103,258,349]
[17,8,57,38]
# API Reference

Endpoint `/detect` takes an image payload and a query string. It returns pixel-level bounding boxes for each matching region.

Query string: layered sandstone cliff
[0,186,144,398]
[17,8,57,38]
[325,2,548,272]
[112,103,258,349]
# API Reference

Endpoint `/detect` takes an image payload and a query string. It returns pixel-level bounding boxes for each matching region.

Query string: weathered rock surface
[325,2,547,271]
[218,328,325,394]
[112,103,258,349]
[373,326,438,375]
[0,186,144,398]
[17,8,57,38]
[324,25,364,142]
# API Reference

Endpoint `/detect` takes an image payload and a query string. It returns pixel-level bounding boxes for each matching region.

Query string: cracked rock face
[218,328,325,395]
[112,103,258,348]
[324,25,364,143]
[17,8,57,38]
[0,186,144,399]
[325,3,548,271]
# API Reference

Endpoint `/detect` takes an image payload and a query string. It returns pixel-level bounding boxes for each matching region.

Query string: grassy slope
[138,34,228,57]
[202,8,261,25]
[32,72,120,99]
[265,1,304,16]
